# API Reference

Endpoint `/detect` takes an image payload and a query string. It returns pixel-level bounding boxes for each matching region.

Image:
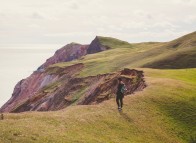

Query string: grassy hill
[143,31,196,69]
[0,68,195,143]
[49,32,196,77]
[97,36,132,49]
[0,32,196,143]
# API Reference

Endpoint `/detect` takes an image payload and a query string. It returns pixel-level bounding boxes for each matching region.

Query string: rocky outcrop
[37,36,109,70]
[0,63,84,112]
[87,36,110,54]
[0,66,146,113]
[38,43,89,70]
[78,68,146,105]
[0,37,146,113]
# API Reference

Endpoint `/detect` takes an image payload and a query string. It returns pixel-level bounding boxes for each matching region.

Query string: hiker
[0,113,3,120]
[116,78,126,110]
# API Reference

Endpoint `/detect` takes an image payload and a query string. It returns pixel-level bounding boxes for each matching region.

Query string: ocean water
[0,45,61,107]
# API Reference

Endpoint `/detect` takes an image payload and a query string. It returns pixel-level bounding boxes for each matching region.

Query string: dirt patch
[10,67,146,112]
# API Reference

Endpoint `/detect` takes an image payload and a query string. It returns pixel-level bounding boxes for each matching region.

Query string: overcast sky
[0,0,196,46]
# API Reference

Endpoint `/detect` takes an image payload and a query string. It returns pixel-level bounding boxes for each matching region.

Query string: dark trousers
[116,94,123,108]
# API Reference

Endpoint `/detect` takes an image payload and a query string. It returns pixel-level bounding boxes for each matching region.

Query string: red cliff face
[38,43,89,70]
[0,65,146,113]
[0,38,146,113]
[87,36,109,54]
[37,36,108,70]
[0,70,59,112]
[0,63,84,112]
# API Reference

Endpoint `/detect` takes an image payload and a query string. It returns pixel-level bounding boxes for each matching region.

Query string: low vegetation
[0,32,196,142]
[0,68,195,143]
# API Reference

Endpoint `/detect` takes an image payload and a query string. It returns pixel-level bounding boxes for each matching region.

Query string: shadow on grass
[118,110,133,123]
[189,135,196,143]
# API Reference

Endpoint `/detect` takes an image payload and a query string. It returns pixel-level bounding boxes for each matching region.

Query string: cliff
[0,36,146,113]
[0,64,145,112]
[38,43,89,70]
[87,36,110,54]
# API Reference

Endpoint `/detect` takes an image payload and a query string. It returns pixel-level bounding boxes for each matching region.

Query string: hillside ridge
[1,31,196,112]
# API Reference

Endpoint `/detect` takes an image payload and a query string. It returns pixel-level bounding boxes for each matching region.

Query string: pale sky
[0,0,196,45]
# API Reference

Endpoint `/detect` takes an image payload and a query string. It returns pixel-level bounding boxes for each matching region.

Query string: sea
[0,44,62,107]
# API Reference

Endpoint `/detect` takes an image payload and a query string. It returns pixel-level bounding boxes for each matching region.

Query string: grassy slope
[0,69,195,143]
[142,31,196,68]
[0,33,196,143]
[97,36,132,49]
[50,32,196,77]
[49,42,165,77]
[143,45,196,69]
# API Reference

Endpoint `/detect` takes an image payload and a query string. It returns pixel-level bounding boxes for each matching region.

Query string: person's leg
[116,96,120,108]
[120,96,123,108]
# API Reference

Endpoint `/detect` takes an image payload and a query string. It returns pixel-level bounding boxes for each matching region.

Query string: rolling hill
[0,31,196,143]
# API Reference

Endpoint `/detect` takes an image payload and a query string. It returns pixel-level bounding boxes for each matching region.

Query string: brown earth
[0,63,146,113]
[38,43,89,70]
[0,36,148,113]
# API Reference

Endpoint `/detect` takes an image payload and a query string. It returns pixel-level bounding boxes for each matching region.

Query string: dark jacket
[116,83,124,97]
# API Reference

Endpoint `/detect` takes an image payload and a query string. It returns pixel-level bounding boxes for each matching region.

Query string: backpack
[121,84,127,94]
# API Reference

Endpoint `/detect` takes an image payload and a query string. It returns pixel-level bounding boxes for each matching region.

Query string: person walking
[116,78,126,110]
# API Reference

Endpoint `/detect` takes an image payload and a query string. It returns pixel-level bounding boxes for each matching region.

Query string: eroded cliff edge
[0,37,146,113]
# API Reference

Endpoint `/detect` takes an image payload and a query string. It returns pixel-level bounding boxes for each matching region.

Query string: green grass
[97,36,132,49]
[142,47,196,69]
[49,43,163,77]
[42,80,62,93]
[140,68,196,85]
[1,32,196,142]
[163,31,196,49]
[71,86,89,104]
[0,68,196,143]
[49,32,196,74]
